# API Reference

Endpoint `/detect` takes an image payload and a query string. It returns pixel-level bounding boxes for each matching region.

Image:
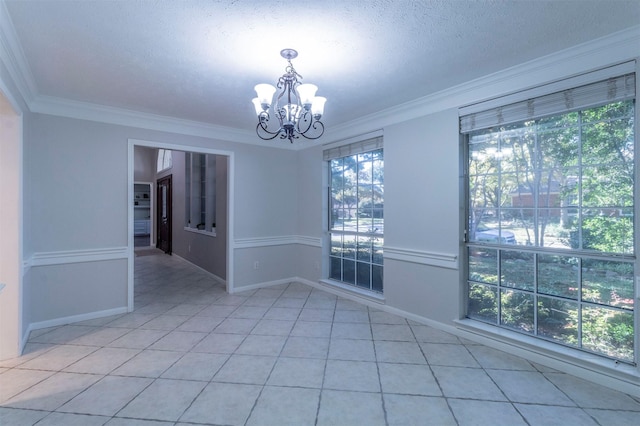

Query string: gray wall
[169,151,228,280]
[23,113,299,327]
[294,110,462,324]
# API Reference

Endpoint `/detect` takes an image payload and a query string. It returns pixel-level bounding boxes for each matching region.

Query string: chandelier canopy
[252,49,326,143]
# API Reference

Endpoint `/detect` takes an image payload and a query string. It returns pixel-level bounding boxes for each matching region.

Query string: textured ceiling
[3,0,640,133]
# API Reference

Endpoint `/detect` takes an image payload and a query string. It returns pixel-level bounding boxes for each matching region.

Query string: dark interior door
[156,175,172,254]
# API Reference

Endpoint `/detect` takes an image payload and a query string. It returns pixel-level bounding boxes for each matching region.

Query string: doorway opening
[156,174,172,254]
[128,139,235,312]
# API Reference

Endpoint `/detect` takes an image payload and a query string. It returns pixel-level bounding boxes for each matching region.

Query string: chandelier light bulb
[297,84,318,109]
[254,84,276,108]
[251,98,263,116]
[311,96,326,119]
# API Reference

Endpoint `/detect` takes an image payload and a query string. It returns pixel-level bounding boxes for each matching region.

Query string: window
[462,71,636,363]
[157,149,172,172]
[185,153,216,233]
[326,137,384,293]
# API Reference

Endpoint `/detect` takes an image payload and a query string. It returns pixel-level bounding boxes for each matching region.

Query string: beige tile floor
[1,250,639,425]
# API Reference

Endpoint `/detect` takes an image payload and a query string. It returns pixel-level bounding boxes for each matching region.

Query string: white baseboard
[234,276,640,398]
[230,278,295,294]
[27,306,128,334]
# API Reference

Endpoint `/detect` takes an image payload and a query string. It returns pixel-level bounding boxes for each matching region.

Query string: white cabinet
[134,219,150,236]
[134,183,151,236]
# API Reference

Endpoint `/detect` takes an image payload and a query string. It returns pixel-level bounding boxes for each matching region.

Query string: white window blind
[323,136,383,161]
[460,71,636,134]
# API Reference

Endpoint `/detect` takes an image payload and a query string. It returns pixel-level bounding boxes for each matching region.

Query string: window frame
[157,149,172,173]
[325,138,384,295]
[461,71,637,365]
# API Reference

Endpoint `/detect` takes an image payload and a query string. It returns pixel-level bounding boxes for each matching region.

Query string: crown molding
[322,25,640,145]
[0,0,36,105]
[30,95,301,148]
[1,0,638,151]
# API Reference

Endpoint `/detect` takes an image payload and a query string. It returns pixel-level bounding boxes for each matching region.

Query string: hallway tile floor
[1,250,639,425]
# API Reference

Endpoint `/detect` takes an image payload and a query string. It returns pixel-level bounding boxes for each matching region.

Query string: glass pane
[582,117,634,167]
[469,133,499,175]
[343,235,356,259]
[330,257,341,281]
[468,283,497,323]
[537,209,568,248]
[538,121,579,170]
[373,158,384,186]
[538,209,574,250]
[357,237,372,262]
[469,175,500,208]
[581,100,634,124]
[372,215,384,234]
[358,163,373,185]
[504,208,534,246]
[372,238,384,265]
[537,296,578,346]
[343,260,355,284]
[330,234,342,257]
[358,184,373,205]
[501,250,534,291]
[537,254,579,299]
[500,289,534,334]
[468,247,498,284]
[582,260,634,310]
[330,207,343,231]
[582,211,633,254]
[582,166,633,208]
[356,262,371,290]
[582,306,634,362]
[372,265,383,292]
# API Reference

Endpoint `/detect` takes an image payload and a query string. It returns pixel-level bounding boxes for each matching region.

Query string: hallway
[1,251,639,425]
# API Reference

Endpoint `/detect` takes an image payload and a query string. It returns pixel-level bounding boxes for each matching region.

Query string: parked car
[475,228,517,244]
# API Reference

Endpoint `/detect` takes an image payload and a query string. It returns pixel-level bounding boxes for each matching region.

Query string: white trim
[0,0,36,105]
[234,235,322,249]
[30,247,128,267]
[127,142,135,310]
[0,14,635,151]
[296,235,323,248]
[384,246,459,270]
[230,277,295,294]
[320,26,640,145]
[317,279,385,303]
[459,61,636,117]
[31,96,259,145]
[454,319,640,398]
[128,138,235,298]
[183,226,217,237]
[28,306,128,332]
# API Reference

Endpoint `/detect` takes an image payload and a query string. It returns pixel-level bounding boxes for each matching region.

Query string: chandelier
[252,49,326,143]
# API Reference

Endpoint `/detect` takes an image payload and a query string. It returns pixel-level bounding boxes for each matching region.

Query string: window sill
[454,319,639,391]
[183,227,216,237]
[319,279,385,304]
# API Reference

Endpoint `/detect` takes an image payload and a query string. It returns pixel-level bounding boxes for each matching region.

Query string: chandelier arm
[298,120,325,140]
[256,123,282,140]
[256,113,283,140]
[253,48,325,143]
[296,110,314,134]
